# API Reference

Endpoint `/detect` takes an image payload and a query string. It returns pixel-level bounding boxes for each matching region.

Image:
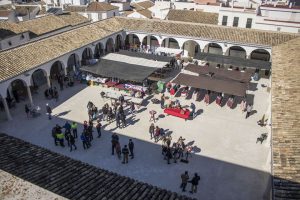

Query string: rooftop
[86,2,119,12]
[166,9,218,25]
[271,37,300,199]
[0,20,28,35]
[64,5,87,12]
[137,9,152,19]
[131,1,154,11]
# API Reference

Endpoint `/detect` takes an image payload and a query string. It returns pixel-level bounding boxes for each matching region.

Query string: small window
[246,18,252,28]
[222,16,228,26]
[277,27,281,31]
[233,17,239,27]
[20,34,25,39]
[8,41,12,46]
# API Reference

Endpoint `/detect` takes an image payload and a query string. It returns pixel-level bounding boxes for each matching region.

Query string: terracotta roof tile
[166,9,218,25]
[19,15,69,35]
[64,5,87,12]
[0,21,28,34]
[271,37,300,199]
[137,9,152,19]
[0,9,11,17]
[116,17,298,46]
[131,1,154,10]
[0,133,196,200]
[0,17,122,82]
[86,2,119,12]
[56,12,90,26]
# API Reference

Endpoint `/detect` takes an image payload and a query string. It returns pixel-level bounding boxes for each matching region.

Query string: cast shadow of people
[54,110,71,117]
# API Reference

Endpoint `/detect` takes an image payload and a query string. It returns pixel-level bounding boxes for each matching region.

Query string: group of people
[44,87,59,101]
[180,171,201,193]
[111,133,135,164]
[51,121,78,151]
[87,101,98,121]
[102,102,128,128]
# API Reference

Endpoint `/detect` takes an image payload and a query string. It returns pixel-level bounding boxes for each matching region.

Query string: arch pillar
[46,75,51,88]
[1,97,12,120]
[26,86,33,106]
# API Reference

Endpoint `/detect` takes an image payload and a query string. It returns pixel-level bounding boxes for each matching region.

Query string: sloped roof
[116,17,298,46]
[0,17,122,82]
[271,37,300,199]
[87,2,119,12]
[137,9,152,19]
[19,15,69,35]
[15,5,39,16]
[64,5,87,12]
[56,12,90,26]
[0,133,196,200]
[131,1,154,10]
[0,21,28,34]
[0,9,11,17]
[166,9,218,25]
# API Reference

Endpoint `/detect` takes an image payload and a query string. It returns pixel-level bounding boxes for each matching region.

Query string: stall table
[105,81,118,88]
[164,108,190,120]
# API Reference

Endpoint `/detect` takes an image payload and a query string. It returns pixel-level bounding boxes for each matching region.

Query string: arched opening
[161,38,180,49]
[142,36,159,50]
[31,69,47,88]
[250,49,270,61]
[204,43,223,55]
[182,40,200,57]
[50,61,65,81]
[125,34,141,49]
[227,46,246,59]
[67,53,80,75]
[7,79,27,104]
[82,47,93,65]
[105,38,114,53]
[114,34,123,52]
[94,43,104,59]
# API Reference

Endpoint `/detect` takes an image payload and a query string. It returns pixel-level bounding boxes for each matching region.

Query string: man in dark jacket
[52,126,59,146]
[46,104,52,120]
[111,133,119,155]
[69,134,77,152]
[180,171,189,192]
[189,173,200,194]
[122,145,129,164]
[128,139,134,159]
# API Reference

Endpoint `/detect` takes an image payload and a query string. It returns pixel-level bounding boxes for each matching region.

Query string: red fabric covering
[164,108,190,119]
[105,81,117,87]
[170,88,175,95]
[114,84,125,90]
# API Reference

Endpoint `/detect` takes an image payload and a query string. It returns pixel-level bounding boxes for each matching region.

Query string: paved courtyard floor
[0,79,272,200]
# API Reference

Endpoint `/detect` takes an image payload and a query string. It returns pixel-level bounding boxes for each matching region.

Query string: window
[277,27,281,31]
[233,17,239,27]
[87,13,92,20]
[8,41,12,46]
[20,34,25,40]
[246,18,252,28]
[222,16,228,26]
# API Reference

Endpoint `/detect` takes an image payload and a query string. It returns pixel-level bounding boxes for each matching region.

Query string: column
[129,34,133,46]
[26,86,33,106]
[166,38,170,48]
[147,36,150,49]
[63,67,67,76]
[2,98,12,120]
[46,76,51,88]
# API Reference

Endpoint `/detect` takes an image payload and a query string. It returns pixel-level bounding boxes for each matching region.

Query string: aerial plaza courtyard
[0,73,272,200]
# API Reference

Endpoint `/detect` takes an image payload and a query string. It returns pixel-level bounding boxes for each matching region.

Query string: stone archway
[67,53,80,74]
[227,46,246,59]
[125,34,141,49]
[182,40,200,57]
[50,61,65,80]
[7,79,27,103]
[115,34,123,52]
[31,69,47,88]
[82,47,93,65]
[94,43,104,58]
[250,49,271,61]
[142,35,160,50]
[161,38,180,49]
[204,43,223,55]
[106,38,114,53]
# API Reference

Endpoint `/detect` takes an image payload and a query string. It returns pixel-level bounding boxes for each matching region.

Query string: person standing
[189,173,200,194]
[25,104,30,118]
[128,139,134,159]
[96,120,102,138]
[64,121,71,133]
[160,93,165,109]
[246,104,253,119]
[149,123,155,139]
[116,113,121,128]
[180,171,189,192]
[111,133,119,155]
[166,147,172,164]
[115,141,121,159]
[71,122,78,138]
[80,133,88,149]
[122,145,129,164]
[130,102,135,115]
[52,126,59,146]
[65,129,71,147]
[149,110,156,123]
[46,103,52,120]
[69,134,77,152]
[56,131,65,147]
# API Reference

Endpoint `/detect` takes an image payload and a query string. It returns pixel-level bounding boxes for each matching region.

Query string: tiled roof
[0,133,196,200]
[0,21,28,34]
[86,2,119,12]
[137,9,152,19]
[0,9,11,17]
[56,12,90,26]
[131,1,154,10]
[116,17,299,46]
[0,17,122,82]
[64,5,87,12]
[19,15,69,35]
[15,5,39,16]
[271,37,300,199]
[166,9,218,25]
